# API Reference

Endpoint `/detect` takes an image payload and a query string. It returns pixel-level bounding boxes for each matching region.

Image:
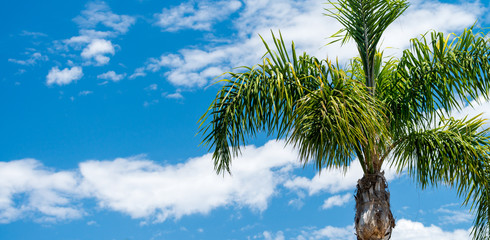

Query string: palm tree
[199,0,490,239]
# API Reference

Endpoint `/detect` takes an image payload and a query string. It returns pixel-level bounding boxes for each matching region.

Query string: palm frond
[199,33,323,174]
[289,59,388,172]
[391,115,490,239]
[471,174,490,240]
[387,28,490,138]
[325,0,409,90]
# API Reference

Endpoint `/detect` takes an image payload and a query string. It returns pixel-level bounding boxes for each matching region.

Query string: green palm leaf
[326,0,409,91]
[289,59,388,173]
[390,115,490,239]
[199,33,322,174]
[199,34,388,174]
[386,28,490,138]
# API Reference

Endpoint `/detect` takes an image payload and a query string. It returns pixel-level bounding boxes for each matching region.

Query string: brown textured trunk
[354,172,395,240]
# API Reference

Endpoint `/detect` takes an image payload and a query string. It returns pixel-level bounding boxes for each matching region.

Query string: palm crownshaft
[199,0,490,239]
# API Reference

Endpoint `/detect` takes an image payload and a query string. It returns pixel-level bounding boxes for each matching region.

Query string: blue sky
[1,0,490,239]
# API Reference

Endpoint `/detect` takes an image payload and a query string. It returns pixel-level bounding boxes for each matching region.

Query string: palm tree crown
[199,0,490,239]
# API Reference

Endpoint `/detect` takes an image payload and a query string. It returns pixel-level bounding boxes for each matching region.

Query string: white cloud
[74,2,136,34]
[155,0,242,32]
[262,231,285,240]
[97,70,126,82]
[284,160,399,196]
[164,92,184,100]
[64,30,116,47]
[309,220,472,240]
[310,224,356,240]
[0,159,83,223]
[391,219,471,240]
[138,0,484,88]
[449,96,490,128]
[46,66,83,86]
[81,39,115,65]
[79,140,298,222]
[262,219,471,240]
[380,0,483,56]
[0,141,297,223]
[322,193,351,210]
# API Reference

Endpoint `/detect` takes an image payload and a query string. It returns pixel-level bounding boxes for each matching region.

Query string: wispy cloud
[128,67,146,79]
[143,99,159,107]
[133,51,227,87]
[165,92,184,100]
[97,70,126,82]
[436,204,473,225]
[322,193,352,210]
[46,66,83,86]
[78,90,93,96]
[145,84,158,91]
[8,52,48,66]
[155,0,242,32]
[163,90,184,100]
[63,29,116,47]
[20,30,48,38]
[73,1,136,34]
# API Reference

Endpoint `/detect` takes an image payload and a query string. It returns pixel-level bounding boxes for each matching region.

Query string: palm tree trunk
[354,172,395,240]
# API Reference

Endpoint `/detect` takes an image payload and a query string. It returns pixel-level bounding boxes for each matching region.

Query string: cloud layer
[0,141,299,223]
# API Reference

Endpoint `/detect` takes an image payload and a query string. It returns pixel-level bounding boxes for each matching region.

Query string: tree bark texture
[355,172,395,240]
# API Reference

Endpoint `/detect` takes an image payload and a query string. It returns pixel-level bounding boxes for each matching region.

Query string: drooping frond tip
[390,114,490,240]
[198,33,326,174]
